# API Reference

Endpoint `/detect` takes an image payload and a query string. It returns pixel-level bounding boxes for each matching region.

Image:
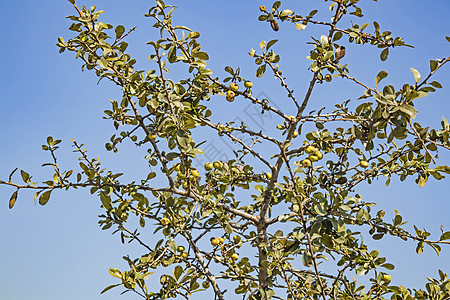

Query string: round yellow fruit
[309,155,319,162]
[226,96,234,102]
[288,115,296,122]
[205,163,213,171]
[305,145,316,154]
[148,133,157,139]
[266,172,272,179]
[259,5,266,12]
[325,74,332,82]
[231,253,239,260]
[230,83,239,92]
[244,81,253,89]
[227,90,235,98]
[202,281,210,288]
[181,251,188,259]
[211,238,220,246]
[218,237,225,244]
[177,246,185,252]
[314,150,323,160]
[160,275,167,284]
[301,159,312,168]
[161,259,170,267]
[293,131,298,138]
[191,169,200,177]
[360,160,369,168]
[213,161,223,169]
[160,217,170,226]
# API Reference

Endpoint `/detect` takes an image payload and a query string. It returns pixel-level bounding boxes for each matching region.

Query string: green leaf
[382,263,395,270]
[440,231,450,241]
[430,81,442,88]
[186,31,200,39]
[416,241,424,254]
[100,284,121,294]
[9,191,18,209]
[34,191,39,205]
[356,266,368,276]
[430,60,438,72]
[295,23,306,30]
[375,70,388,87]
[280,9,294,17]
[115,25,125,39]
[417,174,427,187]
[333,31,343,41]
[398,104,417,119]
[68,0,75,4]
[190,148,204,155]
[446,36,450,43]
[20,170,30,183]
[256,64,266,77]
[410,67,421,83]
[98,58,108,69]
[108,268,122,279]
[320,35,329,48]
[193,51,209,60]
[224,66,234,74]
[173,265,183,280]
[100,192,112,209]
[434,165,450,174]
[39,190,52,206]
[380,48,389,61]
[266,39,278,50]
[168,46,177,63]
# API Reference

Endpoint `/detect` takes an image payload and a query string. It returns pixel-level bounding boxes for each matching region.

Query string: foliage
[3,0,450,299]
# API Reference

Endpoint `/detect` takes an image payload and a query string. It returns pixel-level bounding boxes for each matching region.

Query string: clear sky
[1,1,449,299]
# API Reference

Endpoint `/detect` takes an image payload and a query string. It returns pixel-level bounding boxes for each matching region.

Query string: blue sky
[1,1,449,299]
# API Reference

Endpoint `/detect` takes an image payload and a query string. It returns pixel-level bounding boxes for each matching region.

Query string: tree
[2,0,450,299]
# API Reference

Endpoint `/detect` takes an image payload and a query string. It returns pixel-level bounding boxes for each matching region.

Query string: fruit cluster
[225,81,253,102]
